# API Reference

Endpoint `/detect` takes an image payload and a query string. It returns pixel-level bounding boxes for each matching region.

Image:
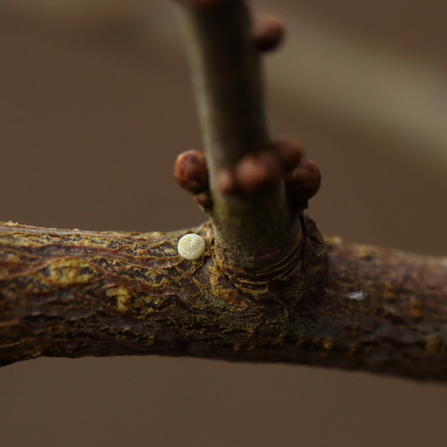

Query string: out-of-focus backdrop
[1,1,447,446]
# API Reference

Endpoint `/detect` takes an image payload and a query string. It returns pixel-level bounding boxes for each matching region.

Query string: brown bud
[194,191,213,210]
[251,16,285,52]
[235,151,281,194]
[174,150,208,195]
[285,159,321,204]
[274,138,304,172]
[217,169,238,195]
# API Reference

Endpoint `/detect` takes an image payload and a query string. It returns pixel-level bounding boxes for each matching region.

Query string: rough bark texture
[2,0,446,383]
[1,220,446,381]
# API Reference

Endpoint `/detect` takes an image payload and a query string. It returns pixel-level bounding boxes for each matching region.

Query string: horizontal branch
[1,221,446,381]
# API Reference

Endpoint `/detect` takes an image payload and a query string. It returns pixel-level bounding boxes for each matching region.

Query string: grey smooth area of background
[1,2,447,446]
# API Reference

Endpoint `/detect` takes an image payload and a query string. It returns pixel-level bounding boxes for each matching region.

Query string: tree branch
[1,0,446,383]
[1,221,446,381]
[177,0,314,270]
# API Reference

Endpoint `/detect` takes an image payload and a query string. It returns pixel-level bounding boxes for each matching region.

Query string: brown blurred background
[1,1,447,446]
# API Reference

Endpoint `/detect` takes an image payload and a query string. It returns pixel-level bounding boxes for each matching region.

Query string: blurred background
[1,1,447,446]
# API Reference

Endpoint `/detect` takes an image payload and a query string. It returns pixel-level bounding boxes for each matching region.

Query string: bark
[1,220,447,381]
[1,0,446,383]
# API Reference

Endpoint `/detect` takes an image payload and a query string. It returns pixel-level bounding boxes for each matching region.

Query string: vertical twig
[178,0,300,270]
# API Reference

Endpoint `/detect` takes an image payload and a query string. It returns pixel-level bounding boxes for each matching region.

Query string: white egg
[177,234,206,260]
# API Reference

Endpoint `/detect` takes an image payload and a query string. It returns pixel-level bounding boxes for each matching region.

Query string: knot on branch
[209,214,327,307]
[174,138,321,216]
